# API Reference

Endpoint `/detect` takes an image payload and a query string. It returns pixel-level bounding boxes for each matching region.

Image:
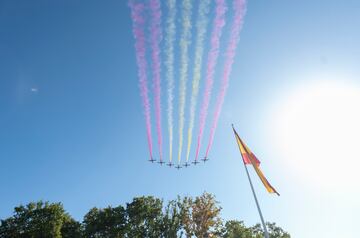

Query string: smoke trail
[129,1,153,159]
[185,0,211,162]
[178,0,193,164]
[164,0,177,163]
[149,0,163,161]
[205,0,247,157]
[194,0,227,161]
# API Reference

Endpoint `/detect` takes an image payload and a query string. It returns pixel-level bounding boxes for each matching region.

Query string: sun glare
[269,79,360,189]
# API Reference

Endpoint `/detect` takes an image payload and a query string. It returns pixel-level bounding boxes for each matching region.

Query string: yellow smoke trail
[185,0,211,162]
[164,0,176,163]
[178,0,192,164]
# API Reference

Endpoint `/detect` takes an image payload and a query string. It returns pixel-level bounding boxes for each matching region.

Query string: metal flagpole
[242,159,270,238]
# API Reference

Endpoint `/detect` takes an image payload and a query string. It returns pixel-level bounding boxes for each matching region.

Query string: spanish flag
[232,125,280,196]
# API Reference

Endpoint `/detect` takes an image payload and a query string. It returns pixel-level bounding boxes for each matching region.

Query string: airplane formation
[148,157,209,170]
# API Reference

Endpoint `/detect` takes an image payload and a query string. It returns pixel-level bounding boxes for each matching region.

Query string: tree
[83,205,127,238]
[126,196,164,238]
[222,220,253,238]
[180,196,194,237]
[0,201,76,238]
[251,222,291,238]
[180,192,223,238]
[161,198,183,238]
[0,194,291,238]
[61,217,82,238]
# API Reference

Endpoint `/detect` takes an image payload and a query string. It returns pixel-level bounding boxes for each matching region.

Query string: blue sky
[1,1,360,237]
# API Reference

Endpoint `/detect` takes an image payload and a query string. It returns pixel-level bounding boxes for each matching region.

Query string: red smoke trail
[205,0,247,157]
[194,0,227,161]
[149,0,163,161]
[129,1,153,159]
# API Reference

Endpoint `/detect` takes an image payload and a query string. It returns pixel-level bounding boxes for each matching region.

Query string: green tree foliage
[61,216,82,238]
[0,193,291,238]
[126,196,164,237]
[161,198,183,238]
[83,206,127,238]
[0,201,79,238]
[251,222,291,238]
[222,220,253,238]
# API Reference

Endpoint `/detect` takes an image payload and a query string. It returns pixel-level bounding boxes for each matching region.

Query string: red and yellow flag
[233,126,280,196]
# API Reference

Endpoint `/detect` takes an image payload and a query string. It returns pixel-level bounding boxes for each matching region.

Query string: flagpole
[242,157,270,238]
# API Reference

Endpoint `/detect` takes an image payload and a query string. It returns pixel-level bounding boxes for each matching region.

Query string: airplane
[148,157,156,163]
[201,156,209,163]
[175,165,182,170]
[158,160,165,165]
[192,160,200,165]
[183,162,191,168]
[167,162,174,167]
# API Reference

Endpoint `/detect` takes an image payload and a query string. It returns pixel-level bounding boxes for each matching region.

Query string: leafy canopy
[0,193,290,238]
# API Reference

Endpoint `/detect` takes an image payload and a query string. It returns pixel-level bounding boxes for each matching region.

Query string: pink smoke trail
[149,0,163,161]
[129,1,153,159]
[194,0,227,161]
[205,0,247,157]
